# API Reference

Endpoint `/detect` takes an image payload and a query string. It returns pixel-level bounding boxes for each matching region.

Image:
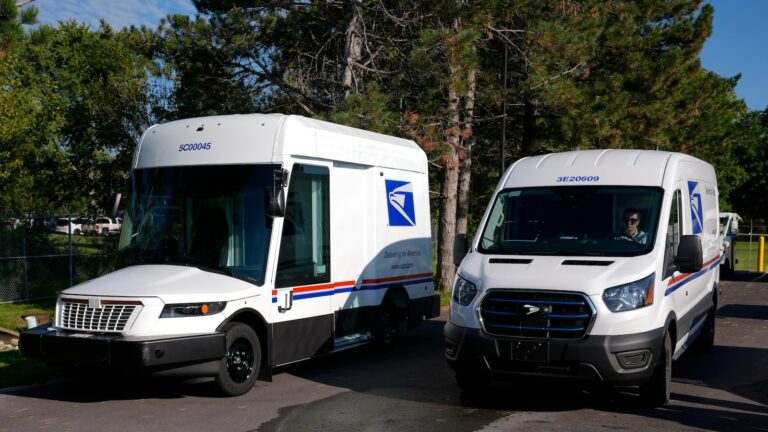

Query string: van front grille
[479,290,594,339]
[59,300,138,332]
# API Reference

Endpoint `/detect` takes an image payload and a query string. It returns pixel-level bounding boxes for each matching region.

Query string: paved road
[2,273,767,431]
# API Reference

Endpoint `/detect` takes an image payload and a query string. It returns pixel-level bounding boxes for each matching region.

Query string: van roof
[135,114,426,173]
[502,149,713,189]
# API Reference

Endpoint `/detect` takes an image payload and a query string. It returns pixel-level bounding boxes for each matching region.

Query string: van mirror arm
[108,192,122,219]
[269,169,289,217]
[674,235,703,273]
[453,233,468,267]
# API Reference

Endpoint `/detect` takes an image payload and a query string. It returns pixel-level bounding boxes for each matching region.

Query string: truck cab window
[275,164,330,288]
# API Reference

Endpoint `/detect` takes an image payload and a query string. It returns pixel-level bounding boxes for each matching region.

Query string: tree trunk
[438,88,462,292]
[521,98,537,156]
[341,0,363,100]
[456,66,477,237]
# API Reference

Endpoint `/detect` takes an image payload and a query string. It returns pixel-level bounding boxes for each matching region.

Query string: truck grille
[479,290,594,339]
[59,299,139,332]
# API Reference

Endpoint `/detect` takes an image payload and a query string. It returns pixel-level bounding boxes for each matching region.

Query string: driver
[610,208,647,244]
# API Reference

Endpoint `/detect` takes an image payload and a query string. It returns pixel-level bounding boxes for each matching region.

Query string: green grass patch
[0,300,56,332]
[0,350,63,389]
[439,289,451,308]
[734,238,768,271]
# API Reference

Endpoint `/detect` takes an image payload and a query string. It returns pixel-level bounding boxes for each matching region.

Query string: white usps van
[446,150,719,406]
[21,114,439,396]
[718,211,741,274]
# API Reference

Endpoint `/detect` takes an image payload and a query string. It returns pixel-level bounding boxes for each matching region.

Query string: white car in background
[53,218,86,235]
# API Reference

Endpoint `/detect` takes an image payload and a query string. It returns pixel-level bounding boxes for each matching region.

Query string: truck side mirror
[108,193,122,219]
[730,221,739,236]
[453,233,468,267]
[269,169,289,217]
[674,235,703,273]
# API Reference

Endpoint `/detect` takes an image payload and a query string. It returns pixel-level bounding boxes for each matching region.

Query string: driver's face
[623,213,640,235]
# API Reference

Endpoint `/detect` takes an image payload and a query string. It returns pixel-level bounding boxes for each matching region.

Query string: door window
[275,164,331,288]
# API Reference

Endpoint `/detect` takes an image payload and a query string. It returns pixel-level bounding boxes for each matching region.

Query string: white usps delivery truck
[446,150,719,406]
[21,114,439,396]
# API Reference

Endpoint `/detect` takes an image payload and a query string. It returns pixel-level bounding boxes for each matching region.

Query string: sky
[31,0,768,112]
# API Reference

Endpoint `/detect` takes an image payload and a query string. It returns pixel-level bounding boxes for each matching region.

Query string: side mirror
[674,235,703,273]
[453,233,468,267]
[108,193,122,218]
[269,169,288,217]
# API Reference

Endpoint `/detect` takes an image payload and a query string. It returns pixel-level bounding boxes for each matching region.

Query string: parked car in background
[82,217,122,236]
[53,218,87,235]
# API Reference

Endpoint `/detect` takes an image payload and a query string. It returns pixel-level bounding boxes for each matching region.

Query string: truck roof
[501,149,714,189]
[134,114,426,173]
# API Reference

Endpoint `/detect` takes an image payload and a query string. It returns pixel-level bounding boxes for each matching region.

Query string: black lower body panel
[20,325,226,377]
[444,322,664,387]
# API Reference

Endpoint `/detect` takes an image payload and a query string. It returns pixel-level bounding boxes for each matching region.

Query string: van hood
[62,264,258,304]
[457,252,657,297]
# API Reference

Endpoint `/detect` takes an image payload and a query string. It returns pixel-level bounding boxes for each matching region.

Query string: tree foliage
[0,0,766,286]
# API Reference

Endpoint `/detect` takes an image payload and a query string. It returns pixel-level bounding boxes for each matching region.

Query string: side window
[275,165,330,288]
[663,190,682,278]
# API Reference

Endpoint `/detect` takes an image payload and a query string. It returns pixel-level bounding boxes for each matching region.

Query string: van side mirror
[108,193,122,218]
[269,169,288,217]
[453,233,468,267]
[674,235,703,273]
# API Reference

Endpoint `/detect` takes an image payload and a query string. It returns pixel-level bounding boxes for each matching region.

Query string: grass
[48,233,116,255]
[0,350,63,389]
[0,300,56,332]
[734,237,768,271]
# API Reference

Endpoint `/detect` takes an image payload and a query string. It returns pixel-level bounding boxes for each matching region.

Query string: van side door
[271,164,333,365]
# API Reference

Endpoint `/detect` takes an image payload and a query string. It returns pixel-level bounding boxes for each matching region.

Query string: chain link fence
[733,220,768,272]
[0,215,117,304]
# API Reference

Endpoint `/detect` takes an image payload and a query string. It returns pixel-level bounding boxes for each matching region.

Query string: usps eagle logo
[385,180,416,226]
[688,181,703,235]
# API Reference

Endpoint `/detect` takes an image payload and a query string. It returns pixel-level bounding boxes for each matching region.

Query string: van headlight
[603,274,654,312]
[452,275,477,306]
[160,302,226,318]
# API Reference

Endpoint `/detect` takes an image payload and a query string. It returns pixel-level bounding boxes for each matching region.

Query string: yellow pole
[759,236,765,273]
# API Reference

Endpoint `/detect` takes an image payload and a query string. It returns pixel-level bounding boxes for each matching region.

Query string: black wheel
[74,228,81,235]
[373,301,401,349]
[693,299,716,353]
[640,331,671,406]
[101,228,110,236]
[214,322,261,397]
[455,364,489,396]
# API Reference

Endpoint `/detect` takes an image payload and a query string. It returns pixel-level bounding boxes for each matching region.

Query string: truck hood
[62,264,258,304]
[457,252,658,297]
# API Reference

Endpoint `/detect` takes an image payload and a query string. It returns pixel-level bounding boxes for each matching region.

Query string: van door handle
[278,291,293,313]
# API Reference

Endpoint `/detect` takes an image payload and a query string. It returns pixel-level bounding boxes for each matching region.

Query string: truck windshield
[478,186,663,256]
[117,164,278,285]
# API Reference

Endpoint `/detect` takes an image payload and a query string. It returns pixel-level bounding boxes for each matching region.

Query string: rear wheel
[101,228,110,236]
[640,331,671,406]
[214,322,261,397]
[373,301,401,349]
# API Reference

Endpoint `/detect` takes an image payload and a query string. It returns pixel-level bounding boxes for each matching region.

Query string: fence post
[22,235,29,301]
[759,236,765,273]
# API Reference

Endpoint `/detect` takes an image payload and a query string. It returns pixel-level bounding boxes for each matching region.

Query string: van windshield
[478,186,663,256]
[117,164,278,285]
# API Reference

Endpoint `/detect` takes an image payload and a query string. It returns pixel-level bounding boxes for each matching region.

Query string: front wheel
[639,331,672,406]
[693,300,716,352]
[373,301,401,349]
[214,322,261,397]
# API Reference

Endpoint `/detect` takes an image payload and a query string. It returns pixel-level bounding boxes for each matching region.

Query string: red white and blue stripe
[272,272,433,303]
[664,255,720,297]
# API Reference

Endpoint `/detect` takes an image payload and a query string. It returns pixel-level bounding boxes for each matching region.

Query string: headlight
[603,274,654,312]
[452,275,477,306]
[160,302,226,318]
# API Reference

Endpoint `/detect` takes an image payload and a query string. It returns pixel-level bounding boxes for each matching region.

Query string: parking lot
[1,273,766,432]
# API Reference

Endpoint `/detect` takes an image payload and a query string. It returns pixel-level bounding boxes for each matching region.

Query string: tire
[373,300,401,349]
[214,322,261,397]
[73,228,81,235]
[693,300,716,353]
[640,331,672,406]
[101,228,110,236]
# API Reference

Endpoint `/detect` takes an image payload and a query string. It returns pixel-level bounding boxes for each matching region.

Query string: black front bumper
[444,322,664,386]
[20,325,226,377]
